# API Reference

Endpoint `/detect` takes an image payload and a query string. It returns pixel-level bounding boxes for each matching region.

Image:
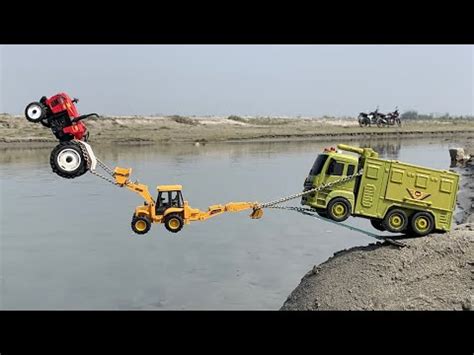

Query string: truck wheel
[410,212,434,237]
[50,141,88,179]
[382,209,408,233]
[164,213,184,233]
[370,219,386,231]
[25,102,46,123]
[316,208,328,218]
[131,215,151,235]
[327,197,351,222]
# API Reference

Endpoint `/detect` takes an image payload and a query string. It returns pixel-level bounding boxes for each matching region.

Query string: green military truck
[301,144,459,236]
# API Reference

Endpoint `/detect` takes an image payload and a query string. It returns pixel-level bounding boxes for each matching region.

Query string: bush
[168,115,199,125]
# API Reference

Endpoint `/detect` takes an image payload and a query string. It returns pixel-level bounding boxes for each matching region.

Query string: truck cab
[302,147,359,217]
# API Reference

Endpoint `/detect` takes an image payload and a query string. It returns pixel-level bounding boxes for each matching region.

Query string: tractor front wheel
[131,215,151,235]
[164,213,184,233]
[50,141,88,179]
[25,102,46,123]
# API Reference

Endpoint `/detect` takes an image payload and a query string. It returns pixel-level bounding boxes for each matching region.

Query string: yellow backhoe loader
[113,167,264,234]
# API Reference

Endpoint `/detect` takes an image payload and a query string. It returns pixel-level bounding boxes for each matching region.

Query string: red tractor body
[45,92,80,118]
[25,92,98,142]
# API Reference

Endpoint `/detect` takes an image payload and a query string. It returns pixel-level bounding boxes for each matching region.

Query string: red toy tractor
[25,93,99,179]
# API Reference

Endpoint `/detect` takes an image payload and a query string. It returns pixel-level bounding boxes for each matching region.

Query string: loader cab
[156,185,184,215]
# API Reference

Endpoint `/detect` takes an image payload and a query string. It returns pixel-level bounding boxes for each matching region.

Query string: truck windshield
[310,154,329,176]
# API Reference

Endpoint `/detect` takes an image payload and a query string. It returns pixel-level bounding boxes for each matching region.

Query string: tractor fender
[325,191,355,214]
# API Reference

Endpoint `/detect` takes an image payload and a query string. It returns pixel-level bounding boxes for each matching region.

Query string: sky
[0,45,472,117]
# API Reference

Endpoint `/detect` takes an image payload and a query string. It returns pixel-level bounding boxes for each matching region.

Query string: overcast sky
[1,45,472,117]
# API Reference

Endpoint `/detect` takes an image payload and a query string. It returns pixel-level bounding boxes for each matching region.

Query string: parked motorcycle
[376,107,401,127]
[358,107,380,127]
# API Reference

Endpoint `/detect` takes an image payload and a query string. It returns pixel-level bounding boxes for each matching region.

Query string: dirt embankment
[1,114,473,146]
[281,162,474,311]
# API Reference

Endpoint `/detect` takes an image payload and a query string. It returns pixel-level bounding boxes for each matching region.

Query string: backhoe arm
[113,167,155,205]
[188,201,263,221]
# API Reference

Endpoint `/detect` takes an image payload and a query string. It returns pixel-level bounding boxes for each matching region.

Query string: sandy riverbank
[1,114,473,146]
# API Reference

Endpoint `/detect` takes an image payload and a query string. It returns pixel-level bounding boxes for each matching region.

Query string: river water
[0,137,468,309]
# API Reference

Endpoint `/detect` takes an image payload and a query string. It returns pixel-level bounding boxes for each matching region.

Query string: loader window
[170,191,183,208]
[327,160,344,176]
[156,192,171,214]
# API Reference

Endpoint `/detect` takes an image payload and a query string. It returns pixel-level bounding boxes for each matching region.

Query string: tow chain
[79,143,118,186]
[79,148,405,247]
[266,206,407,247]
[257,170,364,209]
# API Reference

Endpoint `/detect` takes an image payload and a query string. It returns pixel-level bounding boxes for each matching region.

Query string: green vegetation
[227,115,291,125]
[168,115,199,125]
[401,111,474,121]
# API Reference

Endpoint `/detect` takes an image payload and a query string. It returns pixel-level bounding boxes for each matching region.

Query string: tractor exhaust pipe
[74,113,99,122]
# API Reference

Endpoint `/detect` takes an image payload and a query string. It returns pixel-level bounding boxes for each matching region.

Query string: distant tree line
[401,110,473,120]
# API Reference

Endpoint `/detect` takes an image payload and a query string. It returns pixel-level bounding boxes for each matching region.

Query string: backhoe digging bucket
[114,167,132,186]
[250,208,264,219]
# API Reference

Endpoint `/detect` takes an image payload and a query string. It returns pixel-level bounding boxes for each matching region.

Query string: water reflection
[360,139,401,159]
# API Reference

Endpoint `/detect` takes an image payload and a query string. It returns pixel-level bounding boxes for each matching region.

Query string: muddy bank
[281,223,473,310]
[1,114,473,146]
[281,163,474,310]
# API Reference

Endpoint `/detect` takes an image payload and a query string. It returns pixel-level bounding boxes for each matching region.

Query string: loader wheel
[25,102,46,123]
[50,141,87,179]
[382,209,408,233]
[410,212,434,237]
[131,216,151,235]
[327,197,351,222]
[164,213,184,233]
[370,219,386,231]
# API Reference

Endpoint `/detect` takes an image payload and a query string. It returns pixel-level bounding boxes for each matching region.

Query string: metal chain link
[267,205,407,247]
[257,170,363,209]
[78,142,119,186]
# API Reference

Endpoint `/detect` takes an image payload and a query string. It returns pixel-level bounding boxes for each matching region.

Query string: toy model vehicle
[113,168,262,234]
[301,144,459,236]
[24,93,99,179]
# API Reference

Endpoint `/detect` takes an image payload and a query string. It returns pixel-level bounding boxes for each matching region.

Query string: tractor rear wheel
[131,215,151,235]
[50,141,88,179]
[410,212,434,237]
[164,213,184,233]
[326,197,351,222]
[382,209,408,233]
[25,102,46,123]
